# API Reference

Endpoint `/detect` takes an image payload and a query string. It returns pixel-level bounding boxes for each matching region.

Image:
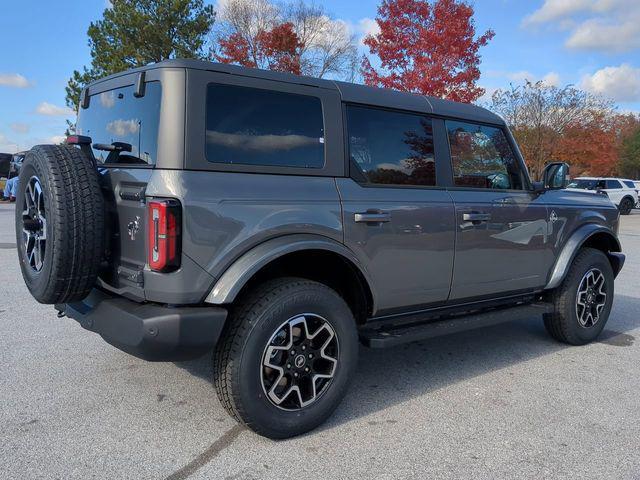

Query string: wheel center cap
[294,354,306,369]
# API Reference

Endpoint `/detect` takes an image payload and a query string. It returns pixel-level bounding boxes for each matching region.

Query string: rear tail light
[65,135,92,145]
[147,199,181,272]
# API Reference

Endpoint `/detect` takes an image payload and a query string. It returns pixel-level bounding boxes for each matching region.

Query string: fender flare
[545,223,623,290]
[203,234,377,310]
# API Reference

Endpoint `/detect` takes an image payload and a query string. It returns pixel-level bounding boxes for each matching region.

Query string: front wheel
[544,247,614,345]
[213,278,359,439]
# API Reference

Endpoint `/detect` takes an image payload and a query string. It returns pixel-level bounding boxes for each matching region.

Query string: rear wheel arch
[204,235,376,322]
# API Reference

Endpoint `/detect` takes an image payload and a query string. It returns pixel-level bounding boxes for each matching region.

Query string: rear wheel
[213,277,359,439]
[618,197,634,215]
[544,247,614,345]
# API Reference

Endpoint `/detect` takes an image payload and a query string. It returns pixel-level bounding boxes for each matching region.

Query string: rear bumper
[57,289,227,361]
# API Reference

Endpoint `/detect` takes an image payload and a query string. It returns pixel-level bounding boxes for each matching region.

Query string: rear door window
[205,84,325,169]
[346,105,436,186]
[76,82,161,165]
[446,120,525,190]
[606,179,622,189]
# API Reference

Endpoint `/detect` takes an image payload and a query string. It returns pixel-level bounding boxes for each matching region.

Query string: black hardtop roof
[89,58,504,125]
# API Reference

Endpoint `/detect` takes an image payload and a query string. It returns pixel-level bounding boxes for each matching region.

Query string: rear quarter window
[205,84,325,169]
[622,180,635,188]
[76,82,161,166]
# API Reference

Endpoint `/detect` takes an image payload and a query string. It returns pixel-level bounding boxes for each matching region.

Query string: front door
[444,120,553,301]
[338,105,456,314]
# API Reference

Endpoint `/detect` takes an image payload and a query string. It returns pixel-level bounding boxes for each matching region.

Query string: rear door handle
[354,211,391,224]
[462,212,491,223]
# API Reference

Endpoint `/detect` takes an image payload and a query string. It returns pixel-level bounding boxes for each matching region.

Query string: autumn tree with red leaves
[213,0,358,78]
[361,0,494,103]
[216,22,304,74]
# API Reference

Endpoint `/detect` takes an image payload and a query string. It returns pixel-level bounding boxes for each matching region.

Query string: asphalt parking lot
[1,203,640,480]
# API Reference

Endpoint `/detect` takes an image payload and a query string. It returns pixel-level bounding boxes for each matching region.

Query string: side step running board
[359,303,552,349]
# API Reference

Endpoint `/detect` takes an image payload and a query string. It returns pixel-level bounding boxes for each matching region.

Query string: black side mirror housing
[541,162,570,190]
[532,181,546,193]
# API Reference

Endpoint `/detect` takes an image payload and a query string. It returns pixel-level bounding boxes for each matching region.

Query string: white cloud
[10,123,30,134]
[0,133,19,152]
[35,102,74,116]
[523,0,595,25]
[99,91,115,108]
[542,72,561,86]
[48,135,67,145]
[0,73,31,88]
[106,119,140,136]
[565,16,640,52]
[357,17,380,45]
[523,0,640,53]
[581,64,640,102]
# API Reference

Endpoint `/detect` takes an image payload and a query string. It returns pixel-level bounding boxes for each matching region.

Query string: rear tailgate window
[76,82,161,166]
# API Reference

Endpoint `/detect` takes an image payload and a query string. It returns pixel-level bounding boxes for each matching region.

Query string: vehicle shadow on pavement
[172,293,639,433]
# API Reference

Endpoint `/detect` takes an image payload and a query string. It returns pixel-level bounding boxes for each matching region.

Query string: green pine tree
[65,0,215,110]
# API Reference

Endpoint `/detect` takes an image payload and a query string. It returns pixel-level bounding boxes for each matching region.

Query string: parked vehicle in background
[11,152,26,172]
[14,60,625,438]
[0,153,12,192]
[567,177,638,215]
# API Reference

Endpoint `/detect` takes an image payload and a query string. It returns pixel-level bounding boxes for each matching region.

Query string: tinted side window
[205,84,324,169]
[347,105,436,186]
[77,82,161,165]
[446,120,524,190]
[623,180,635,188]
[606,179,622,189]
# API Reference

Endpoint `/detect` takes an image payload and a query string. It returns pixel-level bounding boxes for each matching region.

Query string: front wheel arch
[545,224,623,290]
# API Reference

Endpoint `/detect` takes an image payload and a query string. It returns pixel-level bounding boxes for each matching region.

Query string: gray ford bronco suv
[15,60,625,438]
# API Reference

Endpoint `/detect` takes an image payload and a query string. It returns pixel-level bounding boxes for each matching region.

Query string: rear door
[445,120,552,301]
[605,179,624,205]
[338,105,456,314]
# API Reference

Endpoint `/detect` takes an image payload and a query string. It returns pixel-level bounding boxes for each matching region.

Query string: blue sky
[1,0,639,153]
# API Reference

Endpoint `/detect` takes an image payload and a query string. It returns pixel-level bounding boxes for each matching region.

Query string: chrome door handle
[462,212,491,222]
[354,211,391,223]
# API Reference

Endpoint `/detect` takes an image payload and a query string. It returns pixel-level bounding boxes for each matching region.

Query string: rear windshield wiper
[93,142,132,152]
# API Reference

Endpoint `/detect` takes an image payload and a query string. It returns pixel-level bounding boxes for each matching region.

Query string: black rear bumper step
[57,288,228,361]
[359,303,552,348]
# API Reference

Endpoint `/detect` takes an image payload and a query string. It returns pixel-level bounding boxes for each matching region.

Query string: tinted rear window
[76,82,161,165]
[205,84,324,169]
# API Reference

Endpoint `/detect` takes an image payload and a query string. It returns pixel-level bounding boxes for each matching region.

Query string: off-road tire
[618,197,634,215]
[15,145,104,304]
[544,247,614,345]
[213,277,359,439]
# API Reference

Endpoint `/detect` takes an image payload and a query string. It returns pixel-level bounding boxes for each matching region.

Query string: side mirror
[541,162,570,190]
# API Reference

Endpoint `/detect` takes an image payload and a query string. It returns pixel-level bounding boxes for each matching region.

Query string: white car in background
[567,177,639,215]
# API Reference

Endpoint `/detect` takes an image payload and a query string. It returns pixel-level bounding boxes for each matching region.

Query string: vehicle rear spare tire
[15,145,104,304]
